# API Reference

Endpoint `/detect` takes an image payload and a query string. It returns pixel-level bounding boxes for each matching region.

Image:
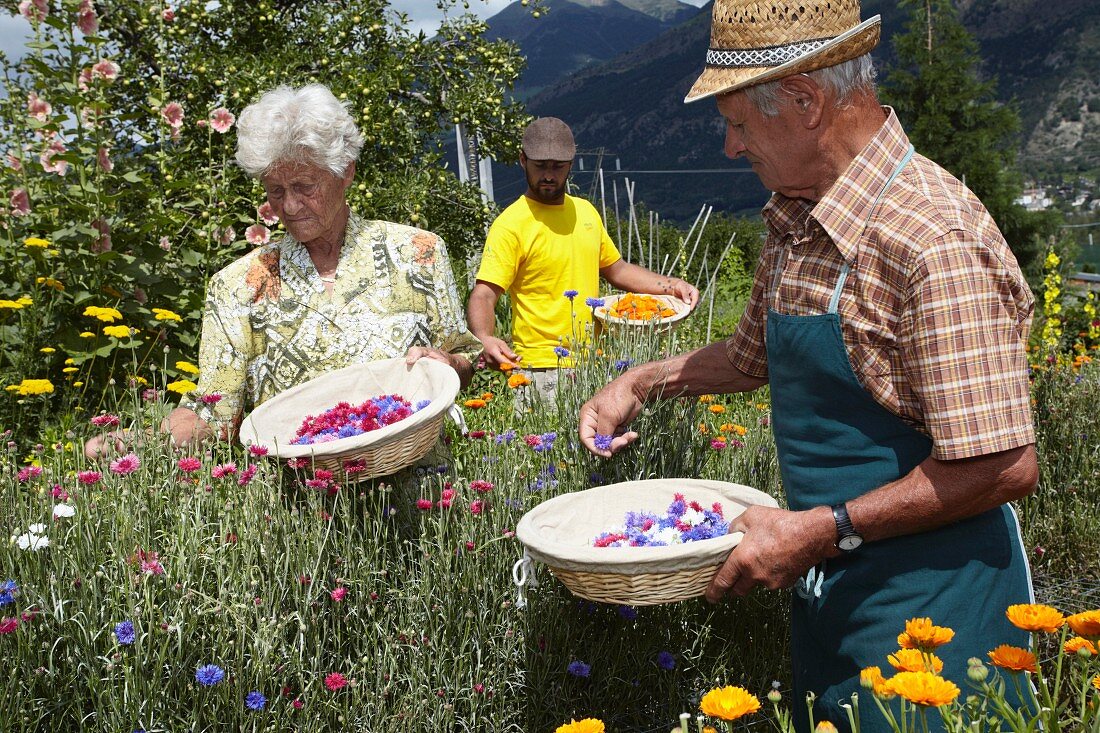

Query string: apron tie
[796,560,826,602]
[511,549,539,608]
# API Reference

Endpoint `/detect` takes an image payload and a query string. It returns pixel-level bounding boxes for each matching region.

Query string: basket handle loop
[511,548,539,609]
[447,403,469,435]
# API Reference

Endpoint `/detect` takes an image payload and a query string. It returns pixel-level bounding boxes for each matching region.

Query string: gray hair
[235,84,364,178]
[744,54,877,117]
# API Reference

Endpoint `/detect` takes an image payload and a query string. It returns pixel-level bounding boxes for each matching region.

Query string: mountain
[484,0,701,96]
[510,0,1100,220]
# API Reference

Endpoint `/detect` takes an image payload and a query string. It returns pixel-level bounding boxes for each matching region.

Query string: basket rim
[592,292,693,327]
[516,478,778,574]
[237,357,459,458]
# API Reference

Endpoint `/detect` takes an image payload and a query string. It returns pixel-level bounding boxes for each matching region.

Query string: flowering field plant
[290,395,428,445]
[592,494,729,547]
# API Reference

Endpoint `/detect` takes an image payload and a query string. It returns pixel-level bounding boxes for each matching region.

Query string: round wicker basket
[516,478,779,606]
[238,357,459,483]
[592,292,693,333]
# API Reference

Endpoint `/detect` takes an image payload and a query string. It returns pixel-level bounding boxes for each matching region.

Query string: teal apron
[766,146,1034,732]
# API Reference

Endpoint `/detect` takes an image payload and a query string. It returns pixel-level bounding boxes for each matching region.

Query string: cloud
[0,14,31,61]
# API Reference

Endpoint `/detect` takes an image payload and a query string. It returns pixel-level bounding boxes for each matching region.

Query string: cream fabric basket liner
[238,357,459,458]
[593,293,692,328]
[516,478,778,574]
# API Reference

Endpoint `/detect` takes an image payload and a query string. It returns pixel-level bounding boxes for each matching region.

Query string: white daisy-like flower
[52,504,75,519]
[680,508,706,526]
[14,530,49,551]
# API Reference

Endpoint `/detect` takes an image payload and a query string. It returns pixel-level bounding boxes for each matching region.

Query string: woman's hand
[405,346,474,388]
[83,430,132,460]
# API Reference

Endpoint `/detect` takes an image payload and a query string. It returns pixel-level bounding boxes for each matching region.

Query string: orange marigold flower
[698,395,714,403]
[481,392,494,401]
[507,373,529,389]
[1066,610,1100,637]
[885,671,960,707]
[498,361,514,372]
[888,648,943,674]
[1006,603,1064,633]
[815,722,839,732]
[988,644,1037,673]
[898,617,955,650]
[708,404,726,414]
[1064,637,1097,656]
[702,728,718,733]
[554,719,605,733]
[1093,675,1100,692]
[860,666,894,698]
[700,686,761,721]
[463,399,487,409]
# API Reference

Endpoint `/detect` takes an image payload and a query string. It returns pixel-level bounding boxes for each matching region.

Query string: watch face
[838,535,863,552]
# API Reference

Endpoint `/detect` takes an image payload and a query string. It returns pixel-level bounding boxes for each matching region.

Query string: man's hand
[705,505,836,602]
[477,336,520,369]
[666,277,700,309]
[578,373,648,457]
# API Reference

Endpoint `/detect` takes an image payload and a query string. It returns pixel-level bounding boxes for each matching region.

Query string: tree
[880,0,1059,274]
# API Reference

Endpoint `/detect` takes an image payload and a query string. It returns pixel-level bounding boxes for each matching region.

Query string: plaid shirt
[728,109,1035,461]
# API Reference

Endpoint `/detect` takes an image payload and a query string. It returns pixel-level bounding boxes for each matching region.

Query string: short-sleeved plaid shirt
[728,109,1035,461]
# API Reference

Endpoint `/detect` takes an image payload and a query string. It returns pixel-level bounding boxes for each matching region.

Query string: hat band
[705,37,831,68]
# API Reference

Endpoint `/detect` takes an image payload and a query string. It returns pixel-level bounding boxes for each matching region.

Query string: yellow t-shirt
[476,194,621,368]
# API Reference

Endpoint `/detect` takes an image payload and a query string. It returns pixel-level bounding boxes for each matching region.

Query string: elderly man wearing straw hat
[468,117,699,410]
[580,1,1036,729]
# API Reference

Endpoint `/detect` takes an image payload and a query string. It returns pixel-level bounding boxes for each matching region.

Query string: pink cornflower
[245,224,270,246]
[211,463,237,479]
[314,469,334,481]
[18,0,48,23]
[287,458,309,470]
[257,201,279,225]
[77,0,98,34]
[330,587,347,602]
[237,465,258,486]
[130,548,165,576]
[177,457,202,472]
[77,470,102,485]
[710,438,727,451]
[17,466,43,483]
[50,485,69,500]
[292,699,303,709]
[209,107,235,133]
[324,673,348,691]
[465,541,475,551]
[200,393,223,405]
[470,480,493,493]
[0,617,18,634]
[469,430,486,439]
[247,444,269,457]
[141,559,165,575]
[91,59,120,82]
[469,500,484,515]
[160,102,184,128]
[109,453,141,475]
[10,188,30,216]
[416,499,433,510]
[90,414,120,427]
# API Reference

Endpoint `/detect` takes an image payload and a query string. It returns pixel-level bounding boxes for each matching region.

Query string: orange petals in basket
[607,293,676,321]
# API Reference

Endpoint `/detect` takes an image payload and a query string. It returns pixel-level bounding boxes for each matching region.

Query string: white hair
[235,84,364,178]
[744,54,878,117]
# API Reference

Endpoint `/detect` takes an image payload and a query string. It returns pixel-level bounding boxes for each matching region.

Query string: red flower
[330,587,347,602]
[324,672,348,691]
[416,499,433,510]
[247,444,269,457]
[470,480,494,493]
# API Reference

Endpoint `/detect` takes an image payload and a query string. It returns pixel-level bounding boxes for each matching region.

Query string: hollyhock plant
[18,0,48,23]
[593,494,728,547]
[161,102,184,128]
[91,59,119,82]
[10,188,30,216]
[245,224,271,246]
[77,0,98,34]
[26,92,51,121]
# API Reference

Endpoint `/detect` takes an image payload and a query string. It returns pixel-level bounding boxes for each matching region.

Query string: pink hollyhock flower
[161,102,184,128]
[91,414,121,427]
[18,0,48,23]
[17,466,43,483]
[97,146,112,173]
[77,470,102,485]
[40,140,68,176]
[216,226,236,245]
[162,6,176,21]
[257,201,279,225]
[90,218,111,252]
[10,188,30,217]
[77,0,98,34]
[91,59,119,83]
[237,464,258,486]
[211,462,237,478]
[0,617,18,634]
[177,457,202,472]
[159,236,171,251]
[324,673,348,691]
[110,453,141,475]
[330,587,347,602]
[415,499,433,511]
[196,119,207,128]
[469,500,484,515]
[6,152,22,171]
[77,68,94,91]
[470,480,493,493]
[209,107,235,133]
[245,224,271,246]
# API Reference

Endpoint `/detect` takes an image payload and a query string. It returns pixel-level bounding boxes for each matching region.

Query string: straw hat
[685,0,880,103]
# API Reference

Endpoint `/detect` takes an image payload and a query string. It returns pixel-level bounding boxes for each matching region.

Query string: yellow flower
[885,671,959,707]
[175,361,200,375]
[166,380,197,395]
[73,381,83,387]
[708,404,725,414]
[898,618,955,650]
[1067,610,1100,637]
[702,728,718,733]
[463,398,487,409]
[730,424,748,436]
[0,299,26,309]
[700,686,761,721]
[64,358,74,365]
[79,331,95,338]
[507,373,530,389]
[697,394,714,403]
[859,666,894,698]
[498,361,515,372]
[129,375,148,386]
[888,648,944,674]
[15,379,54,395]
[36,276,64,290]
[103,325,133,338]
[553,719,604,733]
[1093,675,1100,692]
[987,644,1037,673]
[755,402,768,410]
[83,306,123,322]
[1006,603,1064,633]
[62,367,78,374]
[39,347,55,354]
[1064,637,1097,656]
[815,722,839,732]
[23,236,49,247]
[152,307,182,322]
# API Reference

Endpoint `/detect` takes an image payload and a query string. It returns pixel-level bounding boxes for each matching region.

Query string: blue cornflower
[0,580,16,606]
[531,431,557,453]
[245,690,267,710]
[613,358,633,371]
[617,605,638,621]
[114,620,135,645]
[195,664,225,686]
[585,297,605,309]
[656,651,676,670]
[494,429,516,445]
[563,289,579,300]
[553,346,570,359]
[415,399,431,411]
[593,433,614,451]
[567,660,591,678]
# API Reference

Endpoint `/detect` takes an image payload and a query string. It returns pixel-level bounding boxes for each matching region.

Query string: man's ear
[519,151,528,167]
[780,75,825,129]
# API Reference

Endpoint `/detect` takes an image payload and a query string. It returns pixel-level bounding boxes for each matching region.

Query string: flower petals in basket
[593,292,692,331]
[515,478,779,606]
[238,357,459,482]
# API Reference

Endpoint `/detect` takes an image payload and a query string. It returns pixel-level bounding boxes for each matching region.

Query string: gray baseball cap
[521,117,576,161]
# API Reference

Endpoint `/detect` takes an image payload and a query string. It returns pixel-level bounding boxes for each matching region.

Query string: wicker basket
[592,292,693,333]
[238,357,459,483]
[516,478,779,606]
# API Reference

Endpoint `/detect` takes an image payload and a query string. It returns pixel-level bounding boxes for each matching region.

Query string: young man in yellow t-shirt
[467,117,698,408]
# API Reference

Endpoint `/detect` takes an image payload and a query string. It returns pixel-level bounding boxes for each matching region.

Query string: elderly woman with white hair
[85,83,480,454]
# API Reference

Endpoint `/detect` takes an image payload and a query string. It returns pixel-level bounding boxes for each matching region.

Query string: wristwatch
[831,503,864,553]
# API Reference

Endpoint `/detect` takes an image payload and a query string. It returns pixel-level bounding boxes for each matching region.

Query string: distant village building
[1067,272,1100,293]
[1017,187,1052,211]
